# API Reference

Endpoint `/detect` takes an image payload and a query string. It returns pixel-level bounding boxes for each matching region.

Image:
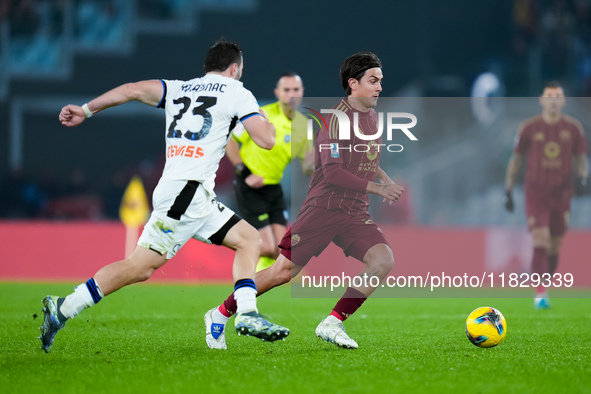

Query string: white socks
[60,279,104,319]
[234,287,257,314]
[324,315,341,325]
[211,307,230,325]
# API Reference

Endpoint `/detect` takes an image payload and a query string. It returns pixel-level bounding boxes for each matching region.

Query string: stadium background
[0,0,590,284]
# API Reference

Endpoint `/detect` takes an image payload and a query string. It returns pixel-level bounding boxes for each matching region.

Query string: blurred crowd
[0,0,126,72]
[0,155,238,221]
[512,0,591,95]
[0,161,157,220]
[4,0,66,35]
[0,0,197,33]
[1,0,590,223]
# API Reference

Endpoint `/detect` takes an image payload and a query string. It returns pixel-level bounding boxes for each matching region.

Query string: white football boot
[204,307,227,349]
[315,316,358,349]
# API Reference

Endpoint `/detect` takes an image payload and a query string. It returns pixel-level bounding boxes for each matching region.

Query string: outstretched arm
[59,80,164,127]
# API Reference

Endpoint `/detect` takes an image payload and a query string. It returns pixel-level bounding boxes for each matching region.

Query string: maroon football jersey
[302,98,381,215]
[515,114,588,194]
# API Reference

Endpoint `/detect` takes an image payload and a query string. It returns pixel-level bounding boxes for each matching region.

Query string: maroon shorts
[525,192,571,236]
[278,206,390,266]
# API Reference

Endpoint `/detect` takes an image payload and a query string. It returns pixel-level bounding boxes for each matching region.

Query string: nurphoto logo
[304,107,418,153]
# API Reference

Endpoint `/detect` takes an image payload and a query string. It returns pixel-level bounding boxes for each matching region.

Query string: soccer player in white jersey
[40,38,290,353]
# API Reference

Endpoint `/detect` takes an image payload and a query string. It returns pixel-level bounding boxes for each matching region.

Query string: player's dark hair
[544,81,562,90]
[204,38,243,73]
[340,52,382,95]
[280,71,299,79]
[276,71,302,88]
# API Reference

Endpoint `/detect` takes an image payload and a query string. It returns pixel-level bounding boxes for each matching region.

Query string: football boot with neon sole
[234,311,289,342]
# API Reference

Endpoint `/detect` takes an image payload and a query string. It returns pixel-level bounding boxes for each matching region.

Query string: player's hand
[372,183,404,202]
[377,175,397,204]
[574,175,589,196]
[245,174,265,189]
[259,108,269,121]
[302,148,315,176]
[504,190,514,212]
[59,105,86,127]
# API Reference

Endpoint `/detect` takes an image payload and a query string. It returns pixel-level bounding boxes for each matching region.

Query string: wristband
[82,103,93,118]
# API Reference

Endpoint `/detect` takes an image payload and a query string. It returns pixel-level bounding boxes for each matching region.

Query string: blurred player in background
[40,38,290,353]
[505,82,589,309]
[225,72,314,272]
[205,52,404,350]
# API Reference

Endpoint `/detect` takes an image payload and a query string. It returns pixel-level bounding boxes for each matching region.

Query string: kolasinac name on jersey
[158,74,259,196]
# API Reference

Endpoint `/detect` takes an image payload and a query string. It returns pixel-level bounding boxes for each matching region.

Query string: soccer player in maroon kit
[204,52,404,349]
[505,82,589,309]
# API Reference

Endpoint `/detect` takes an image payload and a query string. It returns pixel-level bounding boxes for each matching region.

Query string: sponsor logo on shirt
[544,141,561,159]
[366,140,379,161]
[167,145,205,159]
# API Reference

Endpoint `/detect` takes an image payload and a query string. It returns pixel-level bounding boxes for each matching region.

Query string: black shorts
[234,173,288,230]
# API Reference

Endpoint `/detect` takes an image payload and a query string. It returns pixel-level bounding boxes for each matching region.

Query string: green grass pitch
[1,282,590,393]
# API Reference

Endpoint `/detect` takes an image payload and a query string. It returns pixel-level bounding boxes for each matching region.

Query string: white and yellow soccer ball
[465,307,507,348]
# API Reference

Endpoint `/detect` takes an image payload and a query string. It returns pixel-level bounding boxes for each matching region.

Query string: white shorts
[138,179,240,259]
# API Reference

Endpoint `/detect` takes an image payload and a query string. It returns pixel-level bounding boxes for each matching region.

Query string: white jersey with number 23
[158,74,259,196]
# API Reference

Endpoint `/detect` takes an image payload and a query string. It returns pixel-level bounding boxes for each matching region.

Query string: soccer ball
[465,307,507,348]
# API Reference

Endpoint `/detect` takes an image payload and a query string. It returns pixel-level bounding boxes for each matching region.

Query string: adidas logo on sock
[211,324,224,339]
